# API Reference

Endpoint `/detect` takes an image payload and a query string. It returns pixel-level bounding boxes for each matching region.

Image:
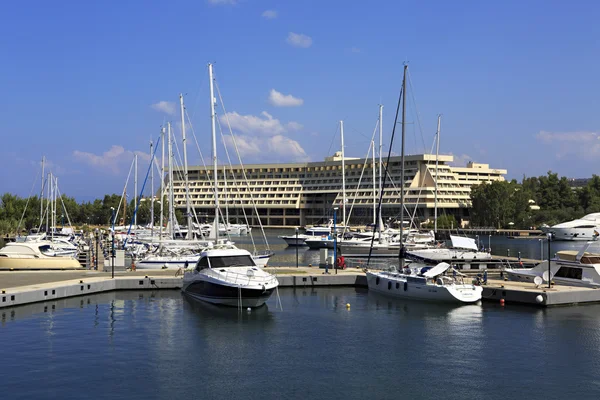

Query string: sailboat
[364,65,482,304]
[182,63,279,307]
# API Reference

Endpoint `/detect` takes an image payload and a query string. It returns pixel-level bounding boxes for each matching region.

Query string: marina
[2,286,600,400]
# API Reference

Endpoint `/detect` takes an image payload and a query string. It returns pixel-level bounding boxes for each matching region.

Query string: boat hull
[0,257,83,270]
[366,271,482,303]
[550,227,599,241]
[280,236,307,246]
[182,279,275,308]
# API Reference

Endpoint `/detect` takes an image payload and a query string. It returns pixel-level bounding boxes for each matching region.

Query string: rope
[15,165,41,235]
[216,115,256,252]
[214,80,270,249]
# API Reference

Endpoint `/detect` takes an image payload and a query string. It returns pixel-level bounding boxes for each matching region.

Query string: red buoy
[500,298,505,306]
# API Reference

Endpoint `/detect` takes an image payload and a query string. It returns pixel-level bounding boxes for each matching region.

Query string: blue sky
[1,0,599,200]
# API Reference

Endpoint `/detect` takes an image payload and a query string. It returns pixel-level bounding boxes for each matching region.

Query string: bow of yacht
[182,247,279,308]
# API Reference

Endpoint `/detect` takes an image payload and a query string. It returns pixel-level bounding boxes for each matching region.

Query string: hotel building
[170,153,507,228]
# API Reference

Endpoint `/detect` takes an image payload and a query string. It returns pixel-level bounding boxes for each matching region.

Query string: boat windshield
[208,255,256,268]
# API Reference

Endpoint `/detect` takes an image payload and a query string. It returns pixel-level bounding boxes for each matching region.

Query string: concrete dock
[2,266,600,309]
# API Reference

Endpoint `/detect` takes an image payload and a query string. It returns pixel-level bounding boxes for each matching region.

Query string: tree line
[469,172,600,229]
[0,193,183,235]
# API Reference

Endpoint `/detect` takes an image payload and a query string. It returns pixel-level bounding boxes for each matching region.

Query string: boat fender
[403,282,408,291]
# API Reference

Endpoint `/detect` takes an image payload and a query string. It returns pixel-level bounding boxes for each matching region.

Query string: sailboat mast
[378,105,383,234]
[150,139,155,238]
[160,127,165,244]
[168,122,175,239]
[180,93,192,239]
[40,156,45,227]
[209,63,220,239]
[372,140,376,226]
[434,114,441,234]
[340,120,346,227]
[400,65,407,267]
[134,154,138,231]
[46,172,50,233]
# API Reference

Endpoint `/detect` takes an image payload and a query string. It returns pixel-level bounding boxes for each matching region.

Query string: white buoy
[247,307,251,312]
[535,295,544,304]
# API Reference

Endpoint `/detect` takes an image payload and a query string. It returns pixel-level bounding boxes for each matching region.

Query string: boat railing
[203,267,278,286]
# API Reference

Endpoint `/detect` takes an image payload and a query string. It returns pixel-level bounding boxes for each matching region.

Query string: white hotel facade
[169,153,507,228]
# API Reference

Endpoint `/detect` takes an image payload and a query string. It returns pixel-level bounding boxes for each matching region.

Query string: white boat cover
[450,235,478,251]
[423,262,451,278]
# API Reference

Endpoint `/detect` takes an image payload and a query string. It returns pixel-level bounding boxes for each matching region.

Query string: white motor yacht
[504,242,600,287]
[366,262,482,303]
[0,242,82,270]
[406,235,491,264]
[545,213,600,241]
[182,247,279,308]
[279,221,338,246]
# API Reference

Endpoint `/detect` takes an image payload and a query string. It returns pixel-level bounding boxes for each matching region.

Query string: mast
[167,122,175,239]
[180,93,192,239]
[45,172,50,233]
[400,64,407,268]
[134,154,138,231]
[378,104,383,235]
[372,140,376,226]
[40,156,45,227]
[209,63,220,239]
[340,120,346,227]
[434,114,441,234]
[122,188,127,226]
[160,127,165,243]
[150,139,155,238]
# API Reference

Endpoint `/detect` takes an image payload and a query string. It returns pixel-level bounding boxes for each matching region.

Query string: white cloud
[286,121,303,131]
[150,101,176,116]
[449,153,472,167]
[262,10,277,19]
[536,130,600,160]
[223,135,261,157]
[268,89,304,107]
[286,32,312,48]
[224,134,309,162]
[351,47,361,53]
[207,0,237,5]
[220,111,302,136]
[73,145,151,174]
[268,135,310,161]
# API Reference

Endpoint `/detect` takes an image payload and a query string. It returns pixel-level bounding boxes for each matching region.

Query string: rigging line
[178,112,207,236]
[115,157,135,229]
[125,135,162,243]
[216,115,257,252]
[344,118,379,235]
[54,185,74,229]
[16,165,42,235]
[214,79,270,249]
[407,70,428,153]
[366,83,404,267]
[185,108,214,234]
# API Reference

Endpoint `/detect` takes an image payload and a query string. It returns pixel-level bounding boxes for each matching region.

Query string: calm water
[1,288,600,399]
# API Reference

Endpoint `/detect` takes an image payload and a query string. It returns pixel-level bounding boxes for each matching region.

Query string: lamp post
[333,207,338,275]
[476,234,479,250]
[488,235,491,253]
[61,214,64,229]
[539,239,543,261]
[111,207,115,279]
[295,227,299,268]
